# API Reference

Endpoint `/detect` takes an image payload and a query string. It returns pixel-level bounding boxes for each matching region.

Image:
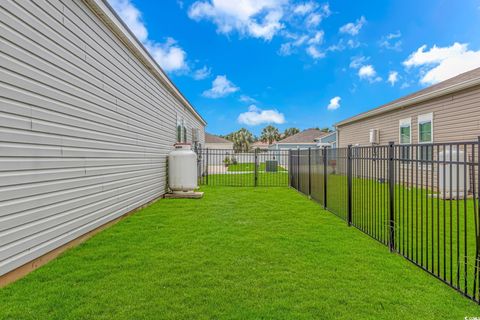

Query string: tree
[283,127,300,138]
[260,125,281,145]
[316,127,332,133]
[232,128,254,152]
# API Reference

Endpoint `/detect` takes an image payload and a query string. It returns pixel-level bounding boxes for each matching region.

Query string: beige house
[335,67,480,147]
[205,133,234,149]
[251,141,270,150]
[269,129,329,150]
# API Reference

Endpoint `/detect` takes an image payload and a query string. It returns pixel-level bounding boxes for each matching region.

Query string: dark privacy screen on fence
[197,149,290,187]
[290,142,480,303]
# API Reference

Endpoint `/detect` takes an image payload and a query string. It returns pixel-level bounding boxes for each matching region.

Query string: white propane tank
[439,146,468,199]
[168,144,198,193]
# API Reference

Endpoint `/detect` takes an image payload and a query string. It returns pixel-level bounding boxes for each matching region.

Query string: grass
[1,187,478,319]
[227,162,287,172]
[307,172,479,298]
[203,171,288,186]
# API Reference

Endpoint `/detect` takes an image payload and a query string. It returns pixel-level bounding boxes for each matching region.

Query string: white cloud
[358,65,381,82]
[144,38,188,73]
[306,45,325,59]
[403,42,480,84]
[387,71,399,86]
[279,32,323,56]
[327,38,361,52]
[307,31,324,45]
[339,16,366,36]
[305,4,331,27]
[238,105,285,125]
[379,31,402,51]
[202,75,239,98]
[187,0,332,61]
[109,0,148,42]
[349,55,369,69]
[109,0,189,73]
[239,95,258,103]
[188,0,287,41]
[293,2,316,15]
[192,66,212,80]
[327,96,341,110]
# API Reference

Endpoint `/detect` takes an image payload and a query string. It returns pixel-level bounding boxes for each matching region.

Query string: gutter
[83,0,207,126]
[335,76,480,127]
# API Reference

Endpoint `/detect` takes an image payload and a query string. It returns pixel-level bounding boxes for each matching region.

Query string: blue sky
[109,0,480,136]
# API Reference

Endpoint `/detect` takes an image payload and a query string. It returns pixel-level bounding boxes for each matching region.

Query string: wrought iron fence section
[289,141,480,303]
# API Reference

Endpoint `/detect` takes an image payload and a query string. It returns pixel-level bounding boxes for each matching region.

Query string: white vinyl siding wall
[0,0,205,276]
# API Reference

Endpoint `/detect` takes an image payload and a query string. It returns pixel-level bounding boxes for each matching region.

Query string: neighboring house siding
[0,0,205,276]
[336,85,480,147]
[271,143,318,150]
[205,142,233,149]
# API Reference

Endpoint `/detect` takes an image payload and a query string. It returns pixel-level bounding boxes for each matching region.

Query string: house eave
[335,76,480,127]
[83,0,207,126]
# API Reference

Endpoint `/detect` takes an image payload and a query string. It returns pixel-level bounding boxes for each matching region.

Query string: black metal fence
[290,141,480,303]
[197,148,289,187]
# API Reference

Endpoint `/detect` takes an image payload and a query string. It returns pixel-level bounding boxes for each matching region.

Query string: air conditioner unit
[192,128,200,142]
[369,129,379,144]
[439,146,468,199]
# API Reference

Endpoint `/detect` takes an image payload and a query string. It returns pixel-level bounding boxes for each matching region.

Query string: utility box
[265,160,278,172]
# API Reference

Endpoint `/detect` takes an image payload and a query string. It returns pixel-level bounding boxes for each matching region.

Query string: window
[418,113,433,143]
[418,113,433,161]
[399,118,411,161]
[182,120,187,143]
[176,119,182,143]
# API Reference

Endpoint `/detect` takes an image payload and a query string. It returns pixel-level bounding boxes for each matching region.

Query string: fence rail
[290,140,480,303]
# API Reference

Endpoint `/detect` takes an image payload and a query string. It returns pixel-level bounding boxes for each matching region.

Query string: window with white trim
[418,113,433,161]
[399,118,411,161]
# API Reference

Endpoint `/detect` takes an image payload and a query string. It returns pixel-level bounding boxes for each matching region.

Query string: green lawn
[1,187,478,319]
[227,162,287,172]
[203,170,289,186]
[308,172,479,298]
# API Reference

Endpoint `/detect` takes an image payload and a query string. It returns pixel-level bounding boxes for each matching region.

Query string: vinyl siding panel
[336,85,480,147]
[0,0,205,276]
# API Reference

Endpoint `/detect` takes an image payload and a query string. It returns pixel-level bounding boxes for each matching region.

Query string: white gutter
[335,76,480,127]
[83,0,207,126]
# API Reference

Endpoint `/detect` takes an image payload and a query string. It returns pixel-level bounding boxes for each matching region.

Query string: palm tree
[232,128,254,152]
[283,127,300,138]
[260,125,281,145]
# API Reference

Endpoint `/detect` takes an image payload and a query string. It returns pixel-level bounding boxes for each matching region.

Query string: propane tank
[168,143,198,192]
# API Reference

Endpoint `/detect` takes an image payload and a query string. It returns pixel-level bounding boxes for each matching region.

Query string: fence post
[205,148,209,185]
[388,141,395,252]
[254,148,258,187]
[308,147,312,197]
[288,149,292,187]
[323,147,328,209]
[347,145,353,226]
[297,148,300,190]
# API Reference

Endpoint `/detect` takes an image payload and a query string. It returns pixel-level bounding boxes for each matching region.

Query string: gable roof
[336,67,480,127]
[276,129,328,144]
[205,133,232,144]
[252,141,270,148]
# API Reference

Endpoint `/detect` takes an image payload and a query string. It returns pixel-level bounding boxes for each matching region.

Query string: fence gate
[197,148,290,187]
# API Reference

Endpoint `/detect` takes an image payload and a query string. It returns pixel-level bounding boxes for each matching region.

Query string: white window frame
[417,112,433,144]
[398,117,412,144]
